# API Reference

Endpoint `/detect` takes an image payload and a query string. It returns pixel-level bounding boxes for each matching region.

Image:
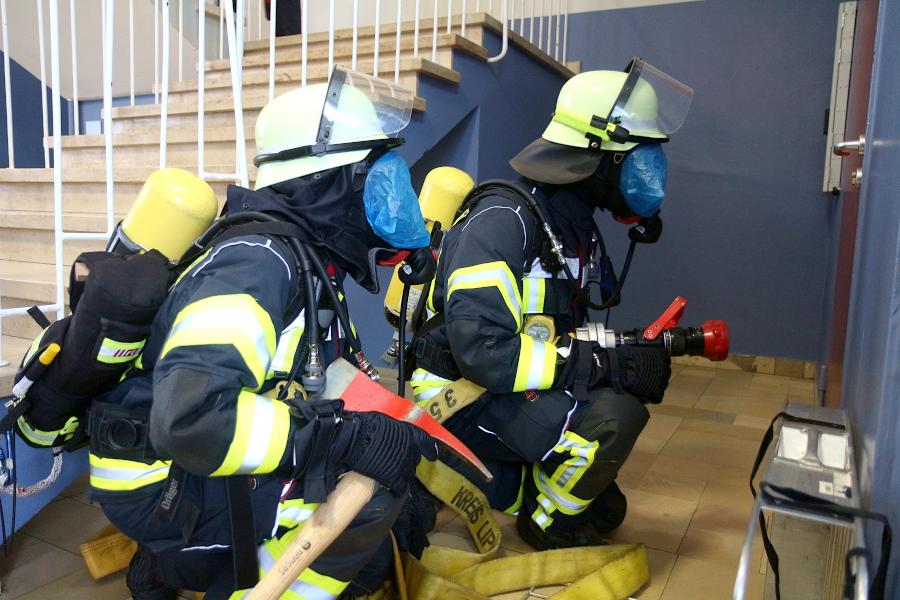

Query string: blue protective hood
[618,143,667,217]
[362,151,430,249]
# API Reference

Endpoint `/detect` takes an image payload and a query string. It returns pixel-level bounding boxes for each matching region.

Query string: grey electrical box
[734,404,868,600]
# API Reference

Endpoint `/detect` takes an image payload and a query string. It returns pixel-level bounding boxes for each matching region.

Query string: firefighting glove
[398,246,437,285]
[391,479,438,558]
[628,214,663,244]
[344,411,439,495]
[558,341,671,403]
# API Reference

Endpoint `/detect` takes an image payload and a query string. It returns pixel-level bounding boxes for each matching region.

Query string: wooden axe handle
[246,472,378,600]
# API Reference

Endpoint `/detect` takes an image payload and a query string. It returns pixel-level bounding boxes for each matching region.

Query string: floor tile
[677,418,768,443]
[733,415,773,430]
[649,403,736,424]
[660,556,752,600]
[59,472,92,506]
[15,566,129,600]
[660,430,760,469]
[0,534,84,599]
[657,389,699,408]
[647,454,748,488]
[676,524,761,569]
[634,413,683,455]
[634,547,678,600]
[617,450,657,488]
[20,497,111,555]
[434,505,459,531]
[678,367,717,379]
[429,530,478,553]
[690,483,755,536]
[696,394,786,420]
[608,488,697,553]
[636,470,707,504]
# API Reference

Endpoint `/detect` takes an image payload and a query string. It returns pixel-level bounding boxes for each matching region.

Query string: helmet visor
[317,66,415,145]
[611,59,693,137]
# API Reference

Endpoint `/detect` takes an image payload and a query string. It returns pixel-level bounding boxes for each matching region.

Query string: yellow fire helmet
[511,58,692,184]
[253,66,415,190]
[108,168,218,263]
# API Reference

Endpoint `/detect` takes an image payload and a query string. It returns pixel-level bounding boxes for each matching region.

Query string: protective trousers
[100,472,403,599]
[443,387,648,532]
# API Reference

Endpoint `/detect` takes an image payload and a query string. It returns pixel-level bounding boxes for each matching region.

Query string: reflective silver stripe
[523,277,544,313]
[16,416,56,445]
[448,268,522,318]
[270,309,305,373]
[525,340,548,389]
[240,394,276,472]
[535,469,590,513]
[89,462,170,483]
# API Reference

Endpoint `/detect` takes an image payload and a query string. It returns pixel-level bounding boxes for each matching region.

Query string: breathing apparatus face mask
[583,143,667,221]
[362,150,430,249]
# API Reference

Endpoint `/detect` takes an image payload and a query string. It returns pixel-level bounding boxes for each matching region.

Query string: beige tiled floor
[0,364,815,599]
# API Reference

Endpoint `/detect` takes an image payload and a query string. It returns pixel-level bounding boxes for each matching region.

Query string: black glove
[344,411,439,495]
[628,214,663,244]
[558,342,671,403]
[391,479,438,558]
[398,246,436,285]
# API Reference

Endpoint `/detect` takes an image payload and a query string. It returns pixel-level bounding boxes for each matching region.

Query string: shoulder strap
[456,180,544,264]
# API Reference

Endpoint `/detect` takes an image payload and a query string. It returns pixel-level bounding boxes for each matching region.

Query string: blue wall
[0,51,71,168]
[542,0,840,360]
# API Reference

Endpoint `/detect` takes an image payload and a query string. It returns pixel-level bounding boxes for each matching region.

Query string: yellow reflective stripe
[211,390,291,476]
[89,454,172,491]
[512,334,556,392]
[551,431,600,493]
[244,538,349,600]
[97,337,146,364]
[297,568,348,597]
[532,500,554,530]
[277,499,320,530]
[503,465,527,515]
[410,368,452,404]
[172,249,212,287]
[16,416,57,446]
[161,294,276,389]
[522,277,546,313]
[447,261,522,330]
[533,464,592,516]
[269,310,305,377]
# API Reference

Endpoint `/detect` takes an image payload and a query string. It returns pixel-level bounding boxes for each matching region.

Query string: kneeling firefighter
[87,67,438,599]
[408,59,694,550]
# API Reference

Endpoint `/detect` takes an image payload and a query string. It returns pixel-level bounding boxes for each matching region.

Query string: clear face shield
[609,59,694,140]
[253,66,416,168]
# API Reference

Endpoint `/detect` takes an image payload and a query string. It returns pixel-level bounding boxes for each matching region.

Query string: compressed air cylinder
[382,167,475,364]
[383,167,475,324]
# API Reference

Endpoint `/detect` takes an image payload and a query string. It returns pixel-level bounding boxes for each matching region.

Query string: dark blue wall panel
[559,0,841,360]
[0,51,71,168]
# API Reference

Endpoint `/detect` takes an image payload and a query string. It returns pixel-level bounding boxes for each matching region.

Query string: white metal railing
[0,0,571,366]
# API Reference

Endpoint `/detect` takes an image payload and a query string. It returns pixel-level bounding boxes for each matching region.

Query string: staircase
[0,10,576,386]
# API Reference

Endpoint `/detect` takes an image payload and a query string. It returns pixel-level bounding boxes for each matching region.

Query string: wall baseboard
[672,354,816,380]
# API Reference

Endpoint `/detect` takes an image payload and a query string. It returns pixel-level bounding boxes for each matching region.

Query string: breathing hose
[397,283,411,399]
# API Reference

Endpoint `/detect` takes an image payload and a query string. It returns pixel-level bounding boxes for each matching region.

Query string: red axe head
[323,359,493,482]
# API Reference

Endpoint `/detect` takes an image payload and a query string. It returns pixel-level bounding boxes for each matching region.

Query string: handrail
[160,0,170,167]
[36,0,49,167]
[487,0,509,62]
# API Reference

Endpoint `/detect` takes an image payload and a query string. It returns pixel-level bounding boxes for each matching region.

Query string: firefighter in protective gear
[410,59,692,551]
[90,67,437,600]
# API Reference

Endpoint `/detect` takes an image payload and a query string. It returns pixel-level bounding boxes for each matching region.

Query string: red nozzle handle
[699,320,729,361]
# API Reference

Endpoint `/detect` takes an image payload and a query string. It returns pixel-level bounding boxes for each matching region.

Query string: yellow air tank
[382,166,475,364]
[109,168,219,262]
